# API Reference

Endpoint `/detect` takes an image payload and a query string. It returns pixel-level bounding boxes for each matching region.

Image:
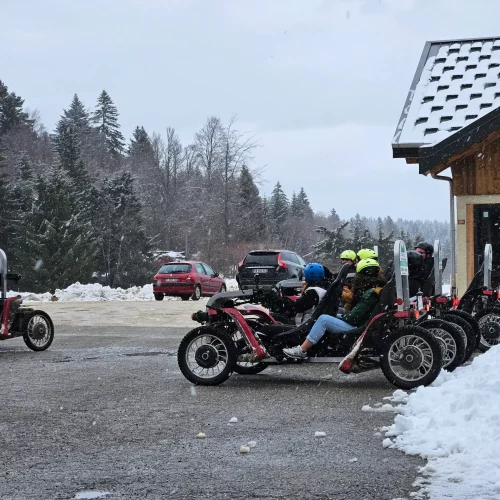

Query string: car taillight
[238,258,245,270]
[278,253,287,269]
[396,298,403,305]
[186,275,194,281]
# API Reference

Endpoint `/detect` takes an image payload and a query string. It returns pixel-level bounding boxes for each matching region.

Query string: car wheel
[220,284,227,293]
[154,293,164,301]
[192,285,202,301]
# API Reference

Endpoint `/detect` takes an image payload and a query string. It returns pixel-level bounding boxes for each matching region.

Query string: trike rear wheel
[22,311,54,351]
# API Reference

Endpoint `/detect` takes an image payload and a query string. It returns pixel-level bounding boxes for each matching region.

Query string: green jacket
[342,287,383,327]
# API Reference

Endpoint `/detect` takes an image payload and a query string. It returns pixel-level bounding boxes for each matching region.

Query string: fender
[1,295,21,337]
[222,307,267,360]
[339,312,388,373]
[240,307,278,325]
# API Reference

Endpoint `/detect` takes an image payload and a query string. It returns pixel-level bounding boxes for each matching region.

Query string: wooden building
[392,36,500,295]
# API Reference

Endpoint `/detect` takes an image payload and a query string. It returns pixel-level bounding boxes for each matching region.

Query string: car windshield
[244,252,279,266]
[158,264,192,274]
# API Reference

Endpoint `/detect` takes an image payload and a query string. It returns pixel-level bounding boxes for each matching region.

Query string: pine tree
[93,172,151,287]
[7,155,36,272]
[63,94,90,132]
[351,214,373,250]
[328,208,341,229]
[375,217,394,268]
[296,187,313,218]
[92,90,125,155]
[128,126,153,157]
[313,222,351,266]
[0,145,11,249]
[24,169,97,292]
[0,80,31,136]
[269,181,289,236]
[53,119,81,177]
[290,192,299,217]
[236,165,264,241]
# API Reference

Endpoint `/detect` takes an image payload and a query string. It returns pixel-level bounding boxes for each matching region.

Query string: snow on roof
[153,250,185,259]
[382,346,500,499]
[393,37,500,148]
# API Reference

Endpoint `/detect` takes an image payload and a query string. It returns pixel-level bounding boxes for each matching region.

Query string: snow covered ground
[381,347,500,499]
[7,278,239,302]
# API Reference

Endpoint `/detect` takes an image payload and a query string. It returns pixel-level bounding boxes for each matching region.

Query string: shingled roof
[392,37,500,159]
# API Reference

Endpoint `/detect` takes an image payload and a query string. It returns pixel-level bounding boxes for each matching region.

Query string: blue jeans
[306,314,356,345]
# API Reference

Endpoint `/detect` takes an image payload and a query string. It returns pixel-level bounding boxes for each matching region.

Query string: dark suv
[236,250,307,290]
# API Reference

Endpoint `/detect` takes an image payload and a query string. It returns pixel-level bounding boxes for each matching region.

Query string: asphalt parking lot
[0,301,423,500]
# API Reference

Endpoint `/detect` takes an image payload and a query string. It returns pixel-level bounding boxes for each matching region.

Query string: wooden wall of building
[451,135,500,196]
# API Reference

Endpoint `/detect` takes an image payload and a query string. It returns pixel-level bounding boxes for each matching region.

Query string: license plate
[252,269,268,273]
[165,278,178,282]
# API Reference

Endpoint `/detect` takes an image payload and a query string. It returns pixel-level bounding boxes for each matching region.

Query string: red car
[153,261,226,301]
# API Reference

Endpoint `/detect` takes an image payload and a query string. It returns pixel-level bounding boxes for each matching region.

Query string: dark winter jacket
[341,273,386,326]
[285,281,329,315]
[343,287,384,327]
[384,260,429,297]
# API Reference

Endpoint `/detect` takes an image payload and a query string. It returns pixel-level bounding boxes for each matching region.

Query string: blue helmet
[304,263,325,283]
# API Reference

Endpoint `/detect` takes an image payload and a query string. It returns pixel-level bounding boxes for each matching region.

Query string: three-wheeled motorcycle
[0,249,54,351]
[179,240,444,390]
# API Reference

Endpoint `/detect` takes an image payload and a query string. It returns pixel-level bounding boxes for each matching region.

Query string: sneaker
[283,345,308,359]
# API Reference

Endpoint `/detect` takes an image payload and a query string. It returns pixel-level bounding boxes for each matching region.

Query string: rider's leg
[283,314,356,358]
[304,314,356,347]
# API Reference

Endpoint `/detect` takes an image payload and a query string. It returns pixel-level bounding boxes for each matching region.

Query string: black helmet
[407,251,423,273]
[415,241,434,257]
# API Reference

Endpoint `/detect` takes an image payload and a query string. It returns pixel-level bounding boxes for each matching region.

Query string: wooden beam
[405,158,419,164]
[466,204,475,285]
[428,130,500,175]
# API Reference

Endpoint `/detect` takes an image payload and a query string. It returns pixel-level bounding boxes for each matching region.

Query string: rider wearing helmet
[356,248,378,262]
[337,250,357,311]
[284,263,329,325]
[340,250,357,265]
[357,248,384,278]
[414,241,435,296]
[283,258,386,359]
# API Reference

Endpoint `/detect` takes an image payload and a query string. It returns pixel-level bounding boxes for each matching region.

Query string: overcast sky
[2,0,500,221]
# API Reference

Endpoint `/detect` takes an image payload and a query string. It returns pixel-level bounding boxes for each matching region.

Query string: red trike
[0,249,54,351]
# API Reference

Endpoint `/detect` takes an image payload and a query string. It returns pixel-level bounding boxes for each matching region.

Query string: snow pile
[383,347,500,499]
[9,278,240,302]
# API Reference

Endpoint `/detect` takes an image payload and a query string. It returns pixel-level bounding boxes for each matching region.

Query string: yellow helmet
[340,250,356,261]
[357,248,378,261]
[356,258,380,274]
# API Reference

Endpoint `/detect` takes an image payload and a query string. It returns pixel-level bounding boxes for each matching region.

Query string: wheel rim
[478,314,500,348]
[426,328,457,368]
[185,334,229,379]
[26,315,51,346]
[194,287,201,299]
[388,334,435,382]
